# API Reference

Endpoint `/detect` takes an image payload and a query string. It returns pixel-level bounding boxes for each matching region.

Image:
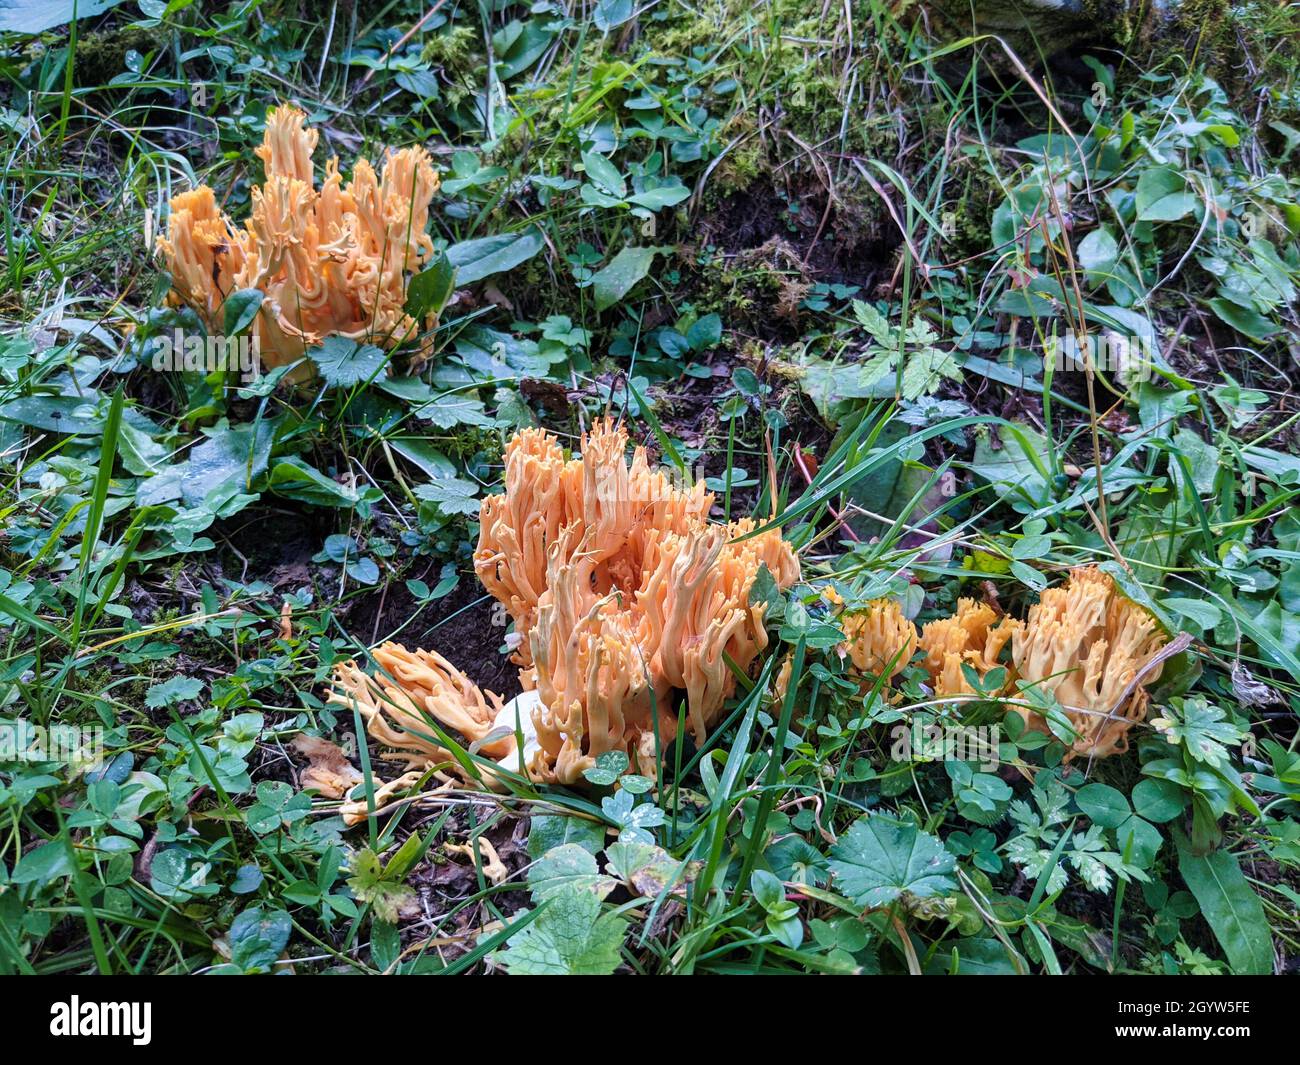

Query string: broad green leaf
[411,393,493,430]
[412,475,480,516]
[1075,782,1130,829]
[1176,836,1273,974]
[0,0,128,34]
[387,438,458,479]
[446,228,544,284]
[309,338,389,389]
[526,814,605,859]
[145,675,203,709]
[1134,166,1185,217]
[117,422,168,477]
[1161,597,1221,631]
[222,288,264,336]
[268,457,366,508]
[10,842,74,885]
[228,906,292,972]
[591,246,659,311]
[580,151,626,199]
[1077,226,1118,271]
[969,422,1051,505]
[495,883,627,975]
[605,841,690,897]
[0,395,103,435]
[404,251,456,319]
[526,844,617,901]
[628,184,691,211]
[828,815,957,909]
[177,419,276,506]
[493,18,555,79]
[1139,192,1198,222]
[686,312,723,350]
[1209,297,1277,339]
[1132,778,1186,823]
[1116,815,1163,868]
[592,0,634,31]
[925,937,1020,975]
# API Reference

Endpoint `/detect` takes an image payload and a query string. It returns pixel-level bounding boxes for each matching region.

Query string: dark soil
[698,177,898,290]
[345,566,523,701]
[217,506,330,587]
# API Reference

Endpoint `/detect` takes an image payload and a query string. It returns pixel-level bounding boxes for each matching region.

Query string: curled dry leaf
[291,734,363,799]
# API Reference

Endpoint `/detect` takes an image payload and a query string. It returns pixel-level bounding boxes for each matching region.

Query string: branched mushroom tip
[1011,566,1167,759]
[919,598,1021,698]
[332,420,800,791]
[158,105,440,375]
[840,597,919,681]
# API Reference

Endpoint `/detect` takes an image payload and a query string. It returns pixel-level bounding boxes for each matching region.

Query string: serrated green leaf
[527,844,617,901]
[308,337,389,388]
[145,675,203,709]
[495,883,626,975]
[828,815,957,909]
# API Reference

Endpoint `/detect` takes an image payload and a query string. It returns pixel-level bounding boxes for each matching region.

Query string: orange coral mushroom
[157,105,440,376]
[771,591,918,706]
[919,598,1021,698]
[333,421,800,788]
[839,598,919,681]
[328,646,509,770]
[1011,566,1167,759]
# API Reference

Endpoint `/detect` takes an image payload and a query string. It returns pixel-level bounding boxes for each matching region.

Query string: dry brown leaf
[292,734,362,799]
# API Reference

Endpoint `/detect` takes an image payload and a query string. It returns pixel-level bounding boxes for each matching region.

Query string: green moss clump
[421,24,484,108]
[73,26,160,90]
[941,153,1006,261]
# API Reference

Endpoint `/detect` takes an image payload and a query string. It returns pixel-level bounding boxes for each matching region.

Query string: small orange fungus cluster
[1010,566,1169,759]
[158,106,440,374]
[791,568,1168,762]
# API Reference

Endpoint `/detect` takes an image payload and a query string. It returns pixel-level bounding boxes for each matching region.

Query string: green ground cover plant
[0,0,1296,976]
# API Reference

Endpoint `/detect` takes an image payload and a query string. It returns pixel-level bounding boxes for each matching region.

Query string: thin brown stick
[793,447,860,542]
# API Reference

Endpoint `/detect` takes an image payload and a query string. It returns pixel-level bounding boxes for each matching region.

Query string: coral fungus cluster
[158,106,441,374]
[919,599,1021,699]
[326,425,1170,810]
[330,421,801,786]
[791,569,1167,762]
[839,597,919,682]
[1010,566,1169,759]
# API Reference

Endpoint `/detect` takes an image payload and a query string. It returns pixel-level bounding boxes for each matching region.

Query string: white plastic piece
[491,689,543,771]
